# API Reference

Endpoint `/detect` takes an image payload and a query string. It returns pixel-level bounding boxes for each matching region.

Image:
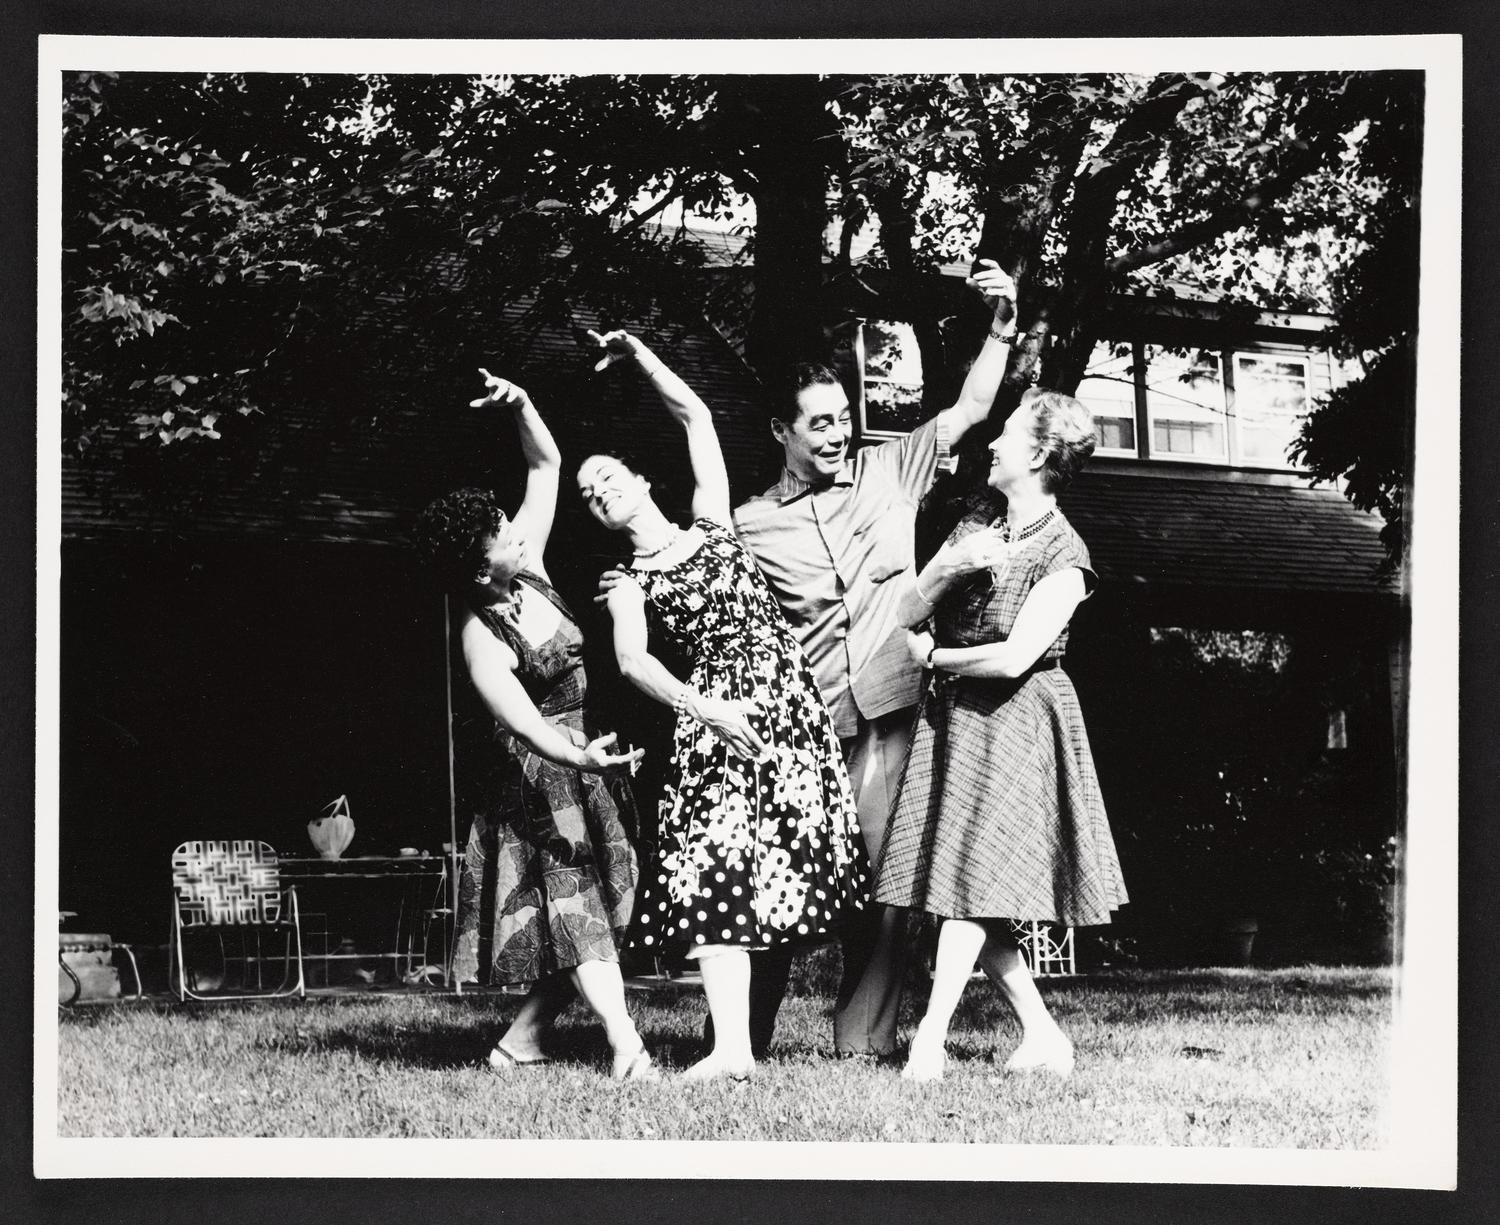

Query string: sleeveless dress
[875,510,1127,925]
[625,518,869,954]
[451,572,638,986]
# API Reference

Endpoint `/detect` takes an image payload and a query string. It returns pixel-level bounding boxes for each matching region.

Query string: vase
[308,794,355,860]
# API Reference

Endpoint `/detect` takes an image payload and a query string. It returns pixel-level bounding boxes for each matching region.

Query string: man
[732,260,1021,1057]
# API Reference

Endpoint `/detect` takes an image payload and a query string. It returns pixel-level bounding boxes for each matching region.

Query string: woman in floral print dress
[582,329,868,1082]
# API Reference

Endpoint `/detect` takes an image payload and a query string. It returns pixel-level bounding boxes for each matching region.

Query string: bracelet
[913,574,938,606]
[988,326,1020,346]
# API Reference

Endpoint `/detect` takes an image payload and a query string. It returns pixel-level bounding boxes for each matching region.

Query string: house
[57,232,1404,967]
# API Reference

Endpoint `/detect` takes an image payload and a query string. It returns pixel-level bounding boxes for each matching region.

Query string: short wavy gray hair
[1021,387,1097,494]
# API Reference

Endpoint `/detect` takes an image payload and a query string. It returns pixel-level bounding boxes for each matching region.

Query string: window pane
[861,320,924,435]
[1234,353,1309,468]
[1099,416,1136,450]
[1145,346,1228,461]
[1076,341,1138,456]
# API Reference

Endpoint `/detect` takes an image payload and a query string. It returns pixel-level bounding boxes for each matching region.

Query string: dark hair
[412,487,508,592]
[765,362,844,428]
[1021,388,1097,494]
[577,448,664,491]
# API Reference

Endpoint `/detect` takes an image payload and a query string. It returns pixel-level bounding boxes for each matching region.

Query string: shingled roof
[60,299,776,551]
[1058,460,1399,615]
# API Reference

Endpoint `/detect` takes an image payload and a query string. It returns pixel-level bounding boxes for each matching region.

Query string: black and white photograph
[33,31,1461,1190]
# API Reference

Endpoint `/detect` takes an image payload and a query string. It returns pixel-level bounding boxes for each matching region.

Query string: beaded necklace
[985,506,1056,585]
[632,525,683,560]
[996,506,1056,544]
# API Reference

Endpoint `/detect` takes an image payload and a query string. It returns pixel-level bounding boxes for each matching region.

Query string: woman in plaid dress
[875,388,1127,1082]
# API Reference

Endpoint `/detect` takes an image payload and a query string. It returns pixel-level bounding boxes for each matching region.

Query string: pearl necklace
[633,525,683,560]
[982,507,1055,586]
[996,506,1056,544]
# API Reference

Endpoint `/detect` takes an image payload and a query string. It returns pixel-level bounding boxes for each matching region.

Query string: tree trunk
[734,78,839,385]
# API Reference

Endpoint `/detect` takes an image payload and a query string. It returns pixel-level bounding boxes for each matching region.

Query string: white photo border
[34,33,1462,1188]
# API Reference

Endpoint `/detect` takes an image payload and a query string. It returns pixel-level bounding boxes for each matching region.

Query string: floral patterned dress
[451,573,638,986]
[626,518,869,954]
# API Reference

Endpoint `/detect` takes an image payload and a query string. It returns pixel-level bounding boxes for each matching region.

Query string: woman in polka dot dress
[582,329,869,1081]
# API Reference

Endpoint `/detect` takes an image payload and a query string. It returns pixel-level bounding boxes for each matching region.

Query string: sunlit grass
[56,962,1391,1146]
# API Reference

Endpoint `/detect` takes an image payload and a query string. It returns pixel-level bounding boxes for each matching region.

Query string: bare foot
[901,1038,946,1083]
[1003,1031,1074,1077]
[681,1050,754,1082]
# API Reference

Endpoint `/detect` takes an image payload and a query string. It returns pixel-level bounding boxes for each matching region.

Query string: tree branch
[1105,143,1322,276]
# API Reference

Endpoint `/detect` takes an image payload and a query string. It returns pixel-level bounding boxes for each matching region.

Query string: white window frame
[1142,344,1231,465]
[1228,349,1313,471]
[856,318,926,441]
[1075,341,1142,459]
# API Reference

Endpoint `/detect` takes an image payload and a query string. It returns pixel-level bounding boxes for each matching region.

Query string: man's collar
[773,464,855,504]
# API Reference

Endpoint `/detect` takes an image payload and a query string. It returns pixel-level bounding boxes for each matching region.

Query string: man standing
[732,260,1021,1057]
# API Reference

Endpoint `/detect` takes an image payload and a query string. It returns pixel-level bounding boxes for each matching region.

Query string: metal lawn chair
[169,840,306,1001]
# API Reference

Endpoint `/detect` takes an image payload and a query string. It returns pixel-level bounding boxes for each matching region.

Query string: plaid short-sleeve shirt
[733,416,952,739]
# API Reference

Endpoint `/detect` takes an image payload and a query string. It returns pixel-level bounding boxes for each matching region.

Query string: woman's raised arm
[590,330,732,528]
[470,370,562,559]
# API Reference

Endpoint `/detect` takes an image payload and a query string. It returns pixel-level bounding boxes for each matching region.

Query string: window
[1232,352,1311,467]
[859,320,926,439]
[1075,344,1139,457]
[1076,338,1318,469]
[1145,345,1229,463]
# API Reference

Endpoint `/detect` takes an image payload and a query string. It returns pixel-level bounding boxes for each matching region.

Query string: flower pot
[1214,917,1259,966]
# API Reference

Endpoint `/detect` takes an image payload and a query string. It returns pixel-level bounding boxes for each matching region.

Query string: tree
[832,72,1420,551]
[62,69,1420,552]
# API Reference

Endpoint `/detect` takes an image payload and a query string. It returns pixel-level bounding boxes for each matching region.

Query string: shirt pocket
[852,503,915,584]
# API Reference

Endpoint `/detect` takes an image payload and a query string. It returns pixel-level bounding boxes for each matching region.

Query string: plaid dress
[451,573,639,986]
[874,511,1127,925]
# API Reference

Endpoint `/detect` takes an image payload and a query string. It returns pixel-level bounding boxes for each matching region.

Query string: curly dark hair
[412,487,508,593]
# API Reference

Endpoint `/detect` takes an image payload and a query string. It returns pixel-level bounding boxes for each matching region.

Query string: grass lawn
[54,960,1392,1147]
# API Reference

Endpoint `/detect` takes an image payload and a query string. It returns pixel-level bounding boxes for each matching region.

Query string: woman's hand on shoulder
[594,567,643,609]
[470,368,532,411]
[577,732,645,776]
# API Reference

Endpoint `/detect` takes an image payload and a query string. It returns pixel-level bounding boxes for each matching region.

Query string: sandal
[612,1047,660,1083]
[488,1043,551,1072]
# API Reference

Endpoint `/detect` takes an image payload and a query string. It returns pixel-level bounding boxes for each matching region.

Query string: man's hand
[967,259,1017,327]
[470,368,532,410]
[595,567,639,606]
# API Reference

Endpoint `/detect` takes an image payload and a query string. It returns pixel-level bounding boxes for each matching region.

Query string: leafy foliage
[61,69,1420,552]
